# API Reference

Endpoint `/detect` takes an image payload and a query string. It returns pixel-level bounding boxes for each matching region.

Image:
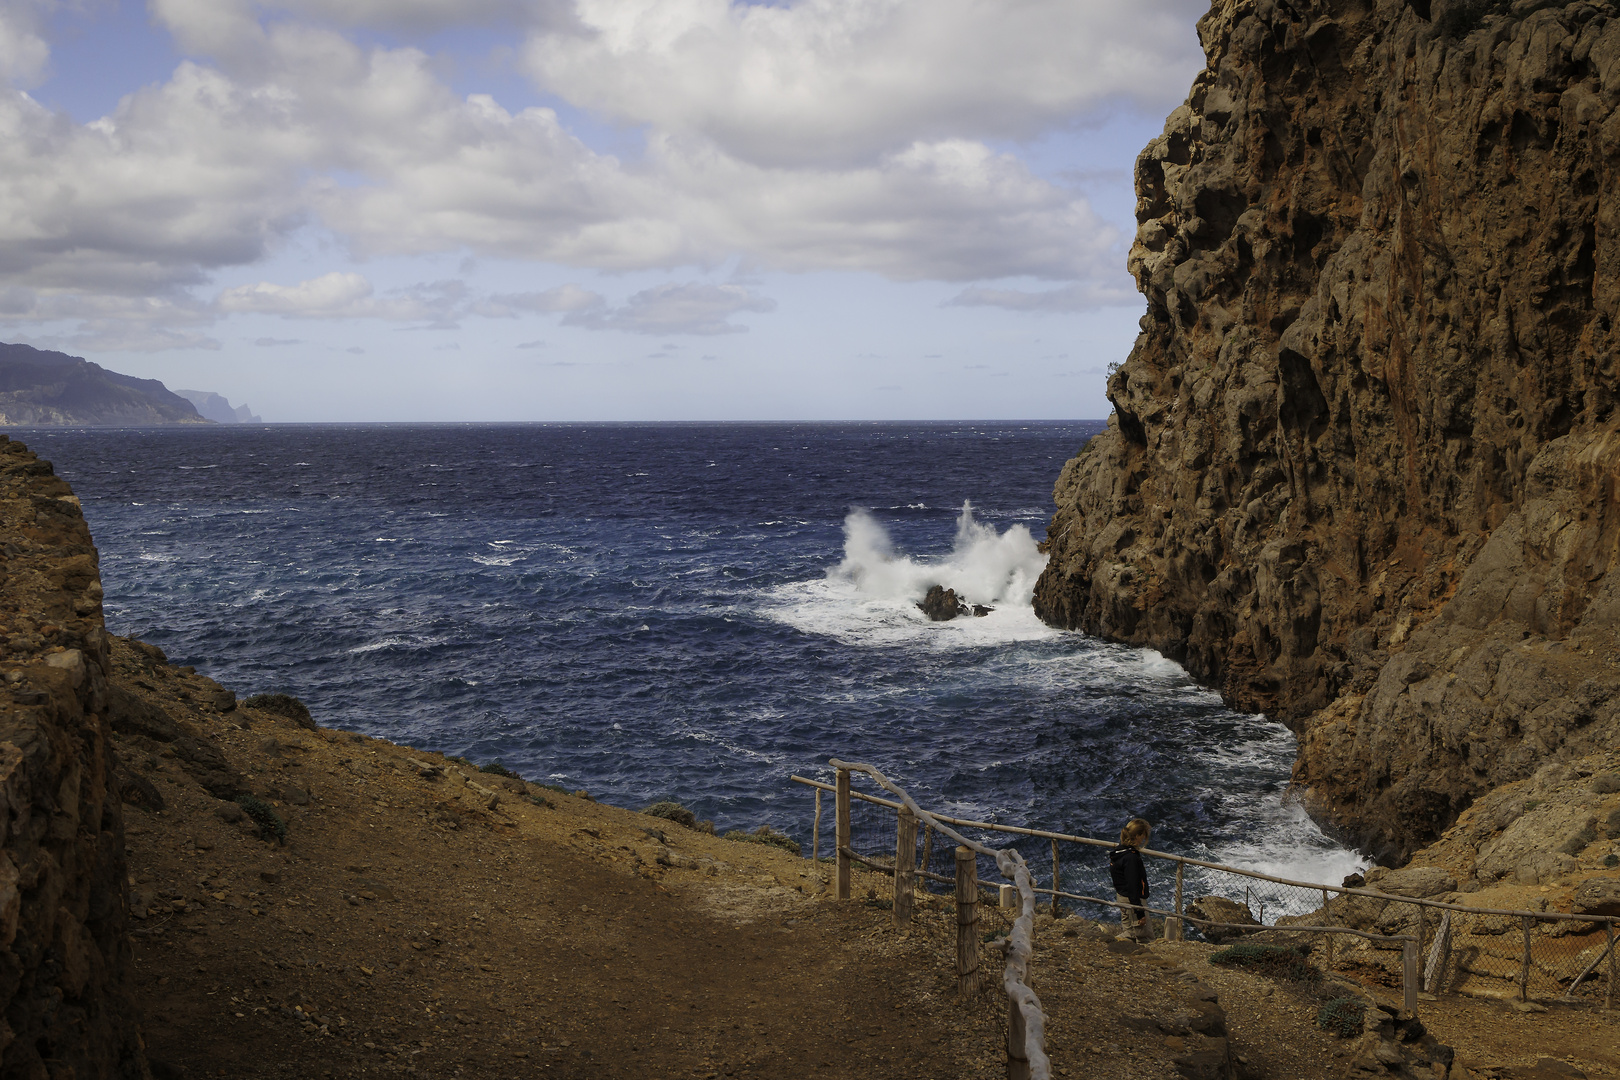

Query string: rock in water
[1032,0,1620,863]
[918,585,993,621]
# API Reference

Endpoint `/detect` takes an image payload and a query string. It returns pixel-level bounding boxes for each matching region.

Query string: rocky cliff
[0,343,208,427]
[1035,0,1620,862]
[0,436,149,1076]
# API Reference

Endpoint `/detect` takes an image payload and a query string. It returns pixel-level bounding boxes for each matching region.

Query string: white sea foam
[761,502,1056,648]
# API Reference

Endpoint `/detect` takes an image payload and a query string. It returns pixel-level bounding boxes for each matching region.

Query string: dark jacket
[1109,844,1148,902]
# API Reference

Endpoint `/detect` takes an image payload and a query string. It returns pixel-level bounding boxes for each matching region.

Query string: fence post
[955,846,979,1000]
[1519,915,1533,1003]
[1167,861,1184,942]
[920,824,934,894]
[1425,913,1452,994]
[1007,996,1030,1080]
[812,787,822,865]
[1608,921,1615,1011]
[894,806,916,928]
[1051,838,1061,919]
[1402,936,1418,1014]
[835,767,851,901]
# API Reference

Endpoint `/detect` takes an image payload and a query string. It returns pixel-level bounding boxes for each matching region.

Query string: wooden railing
[793,771,1620,1026]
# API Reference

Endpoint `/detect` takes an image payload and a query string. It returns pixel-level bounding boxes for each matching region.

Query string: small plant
[236,794,287,843]
[1604,853,1618,869]
[1524,798,1542,811]
[1561,827,1599,856]
[1209,942,1320,982]
[241,693,315,731]
[1316,997,1366,1038]
[721,825,801,856]
[643,801,699,830]
[479,761,521,780]
[527,794,554,809]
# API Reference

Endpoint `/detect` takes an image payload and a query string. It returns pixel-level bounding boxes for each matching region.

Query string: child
[1109,817,1152,942]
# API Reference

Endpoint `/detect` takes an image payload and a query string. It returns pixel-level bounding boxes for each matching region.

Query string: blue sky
[0,0,1209,421]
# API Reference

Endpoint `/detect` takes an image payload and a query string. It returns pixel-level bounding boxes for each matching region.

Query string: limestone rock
[1186,896,1260,942]
[1032,0,1620,862]
[1572,877,1620,917]
[0,434,149,1076]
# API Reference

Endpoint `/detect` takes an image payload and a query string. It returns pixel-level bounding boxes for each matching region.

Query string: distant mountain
[175,389,262,424]
[0,343,209,426]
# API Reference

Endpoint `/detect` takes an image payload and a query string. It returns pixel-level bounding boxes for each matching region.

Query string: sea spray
[830,500,1046,608]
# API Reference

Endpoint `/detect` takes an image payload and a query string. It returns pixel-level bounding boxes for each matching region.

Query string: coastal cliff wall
[0,436,148,1077]
[1035,0,1620,861]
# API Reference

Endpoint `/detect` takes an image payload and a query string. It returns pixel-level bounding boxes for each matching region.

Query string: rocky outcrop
[1035,0,1620,861]
[174,390,261,424]
[0,342,208,426]
[0,435,149,1076]
[917,585,992,621]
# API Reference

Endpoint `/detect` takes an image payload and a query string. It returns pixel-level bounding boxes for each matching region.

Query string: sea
[27,421,1365,906]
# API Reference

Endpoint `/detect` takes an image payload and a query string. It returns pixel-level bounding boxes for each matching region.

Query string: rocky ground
[108,633,1620,1080]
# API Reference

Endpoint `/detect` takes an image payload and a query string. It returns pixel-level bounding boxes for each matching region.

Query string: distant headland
[0,341,258,426]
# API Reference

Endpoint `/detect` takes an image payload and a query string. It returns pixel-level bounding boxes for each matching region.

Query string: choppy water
[29,422,1365,900]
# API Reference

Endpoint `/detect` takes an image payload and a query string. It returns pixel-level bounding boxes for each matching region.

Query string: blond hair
[1120,817,1151,846]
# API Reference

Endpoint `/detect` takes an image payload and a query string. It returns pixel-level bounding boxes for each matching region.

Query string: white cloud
[218,271,373,315]
[0,0,52,86]
[561,282,774,336]
[522,0,1206,167]
[0,0,1195,349]
[946,281,1138,313]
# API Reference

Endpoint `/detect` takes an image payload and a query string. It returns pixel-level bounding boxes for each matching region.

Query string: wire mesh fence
[796,771,1620,1014]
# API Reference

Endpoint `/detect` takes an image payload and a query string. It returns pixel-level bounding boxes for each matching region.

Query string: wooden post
[955,847,979,1000]
[1425,913,1452,994]
[1050,838,1061,918]
[1417,905,1428,984]
[835,768,851,901]
[894,806,917,928]
[1402,936,1418,1014]
[1519,916,1533,1003]
[1167,861,1184,942]
[1323,888,1334,970]
[919,824,934,894]
[1326,929,1335,970]
[1007,997,1030,1080]
[812,787,822,865]
[1608,921,1615,1011]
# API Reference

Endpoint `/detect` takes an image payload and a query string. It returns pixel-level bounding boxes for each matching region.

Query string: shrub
[242,693,315,731]
[1209,942,1320,982]
[1560,827,1599,856]
[236,794,287,843]
[1435,0,1556,38]
[479,761,521,780]
[1316,997,1366,1038]
[721,825,801,856]
[1604,853,1619,869]
[643,801,699,830]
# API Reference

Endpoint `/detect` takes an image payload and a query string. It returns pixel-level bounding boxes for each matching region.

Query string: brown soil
[114,636,1620,1080]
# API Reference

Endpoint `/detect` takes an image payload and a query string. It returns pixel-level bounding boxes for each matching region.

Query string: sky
[0,0,1210,421]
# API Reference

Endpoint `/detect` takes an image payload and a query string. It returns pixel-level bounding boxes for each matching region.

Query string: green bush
[643,801,699,830]
[1604,853,1618,869]
[1209,942,1320,982]
[242,693,315,730]
[1316,997,1366,1038]
[721,825,802,856]
[1436,0,1556,38]
[478,761,521,780]
[236,794,287,843]
[1561,827,1599,856]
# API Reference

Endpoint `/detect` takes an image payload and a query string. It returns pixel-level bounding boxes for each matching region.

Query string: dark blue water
[28,422,1360,897]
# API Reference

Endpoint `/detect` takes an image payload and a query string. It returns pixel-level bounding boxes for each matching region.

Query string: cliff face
[0,343,208,427]
[0,436,149,1076]
[1035,0,1620,861]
